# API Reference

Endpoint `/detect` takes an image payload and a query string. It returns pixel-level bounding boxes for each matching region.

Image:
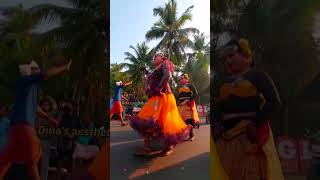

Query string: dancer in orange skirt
[110,81,132,126]
[177,73,200,141]
[130,53,191,156]
[212,38,284,180]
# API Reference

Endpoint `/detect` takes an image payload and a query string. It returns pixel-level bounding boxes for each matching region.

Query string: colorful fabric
[0,123,41,179]
[214,69,284,180]
[211,137,229,180]
[89,143,109,180]
[261,122,284,180]
[216,131,267,180]
[146,60,174,96]
[110,100,123,116]
[130,93,191,146]
[178,100,200,125]
[113,85,124,101]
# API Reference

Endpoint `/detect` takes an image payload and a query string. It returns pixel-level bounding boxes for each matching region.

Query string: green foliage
[111,0,210,104]
[145,0,199,66]
[0,1,107,124]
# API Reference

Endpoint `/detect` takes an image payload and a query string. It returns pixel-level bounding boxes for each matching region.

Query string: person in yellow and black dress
[177,74,200,141]
[211,38,284,180]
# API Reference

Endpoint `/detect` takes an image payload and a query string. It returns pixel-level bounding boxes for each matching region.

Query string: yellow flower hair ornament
[238,39,252,57]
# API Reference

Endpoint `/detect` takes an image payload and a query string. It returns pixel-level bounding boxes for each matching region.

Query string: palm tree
[122,42,152,98]
[0,4,46,104]
[29,0,106,123]
[189,32,210,55]
[180,32,210,104]
[186,32,210,62]
[123,42,152,83]
[145,0,199,66]
[0,4,42,54]
[183,52,210,105]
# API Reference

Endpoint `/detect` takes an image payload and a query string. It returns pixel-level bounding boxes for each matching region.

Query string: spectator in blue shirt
[110,80,132,126]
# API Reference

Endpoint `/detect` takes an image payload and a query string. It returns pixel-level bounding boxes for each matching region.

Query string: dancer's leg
[118,113,127,126]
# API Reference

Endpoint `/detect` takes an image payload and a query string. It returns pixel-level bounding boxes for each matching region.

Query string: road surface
[110,118,210,180]
[110,118,307,180]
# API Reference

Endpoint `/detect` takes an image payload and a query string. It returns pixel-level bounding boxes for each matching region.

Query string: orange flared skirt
[130,93,191,146]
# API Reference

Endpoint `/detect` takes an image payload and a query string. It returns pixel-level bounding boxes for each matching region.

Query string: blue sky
[110,0,210,65]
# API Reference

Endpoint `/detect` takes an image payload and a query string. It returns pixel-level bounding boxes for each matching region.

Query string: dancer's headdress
[180,74,190,81]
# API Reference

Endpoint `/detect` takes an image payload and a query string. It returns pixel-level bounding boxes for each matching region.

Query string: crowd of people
[37,98,102,180]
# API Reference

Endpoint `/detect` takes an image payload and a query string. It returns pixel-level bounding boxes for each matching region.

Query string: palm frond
[176,5,194,28]
[29,4,86,24]
[145,26,166,41]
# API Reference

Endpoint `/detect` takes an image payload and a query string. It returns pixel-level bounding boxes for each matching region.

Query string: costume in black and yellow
[212,69,284,180]
[177,74,200,141]
[177,82,200,127]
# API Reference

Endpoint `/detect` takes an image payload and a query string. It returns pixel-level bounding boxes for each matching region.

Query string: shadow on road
[134,152,210,180]
[110,123,210,180]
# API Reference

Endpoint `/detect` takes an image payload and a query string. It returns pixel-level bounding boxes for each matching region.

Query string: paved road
[110,118,308,180]
[110,118,210,180]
